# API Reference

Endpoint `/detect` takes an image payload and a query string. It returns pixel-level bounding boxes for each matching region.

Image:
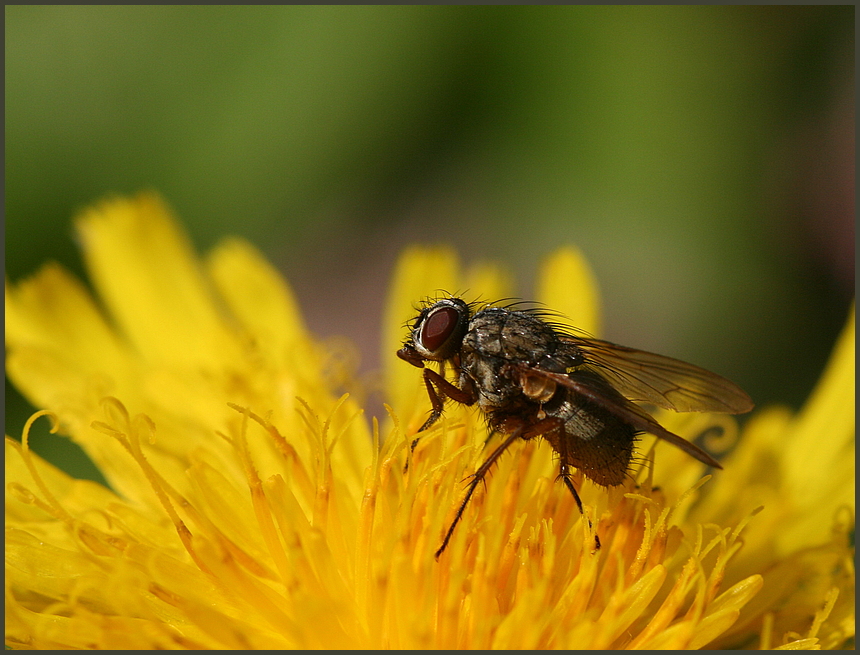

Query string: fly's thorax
[462,308,573,409]
[460,349,514,408]
[465,308,558,362]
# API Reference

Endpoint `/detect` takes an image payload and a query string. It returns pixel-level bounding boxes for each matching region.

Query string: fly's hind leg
[435,426,523,559]
[554,432,602,551]
[558,460,600,549]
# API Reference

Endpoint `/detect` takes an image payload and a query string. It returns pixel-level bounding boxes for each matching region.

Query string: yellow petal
[462,260,514,305]
[5,264,132,425]
[535,246,601,337]
[75,192,240,366]
[206,237,311,366]
[780,305,854,551]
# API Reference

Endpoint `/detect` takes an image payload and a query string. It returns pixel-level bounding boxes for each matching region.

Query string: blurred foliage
[6,6,853,481]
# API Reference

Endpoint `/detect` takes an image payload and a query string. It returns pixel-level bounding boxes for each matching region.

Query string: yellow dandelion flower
[5,193,854,649]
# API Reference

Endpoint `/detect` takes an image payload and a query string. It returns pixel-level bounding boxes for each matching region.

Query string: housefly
[397,296,754,558]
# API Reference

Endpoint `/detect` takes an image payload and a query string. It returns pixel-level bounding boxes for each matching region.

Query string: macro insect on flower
[6,197,852,649]
[398,296,755,558]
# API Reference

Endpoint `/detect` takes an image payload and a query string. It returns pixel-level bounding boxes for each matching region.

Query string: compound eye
[420,306,460,353]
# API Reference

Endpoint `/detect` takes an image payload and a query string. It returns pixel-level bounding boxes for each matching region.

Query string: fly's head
[397,297,471,368]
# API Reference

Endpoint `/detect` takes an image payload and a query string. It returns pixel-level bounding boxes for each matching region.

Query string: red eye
[421,306,459,353]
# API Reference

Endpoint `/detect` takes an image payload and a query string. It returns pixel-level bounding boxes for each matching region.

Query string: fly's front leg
[405,367,476,474]
[413,368,477,450]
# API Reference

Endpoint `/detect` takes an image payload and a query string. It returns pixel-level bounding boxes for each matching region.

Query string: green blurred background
[6,6,854,483]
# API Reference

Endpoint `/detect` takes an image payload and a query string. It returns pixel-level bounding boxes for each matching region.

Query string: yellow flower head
[5,194,854,649]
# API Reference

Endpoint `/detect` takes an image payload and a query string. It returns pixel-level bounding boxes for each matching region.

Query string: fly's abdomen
[559,404,636,486]
[543,372,638,487]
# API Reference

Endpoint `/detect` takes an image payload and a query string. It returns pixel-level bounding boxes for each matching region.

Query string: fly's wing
[555,336,754,414]
[512,364,724,469]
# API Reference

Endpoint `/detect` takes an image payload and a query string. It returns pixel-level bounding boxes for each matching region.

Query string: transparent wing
[511,363,723,468]
[554,336,754,414]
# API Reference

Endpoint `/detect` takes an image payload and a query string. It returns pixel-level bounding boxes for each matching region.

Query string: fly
[397,296,754,558]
